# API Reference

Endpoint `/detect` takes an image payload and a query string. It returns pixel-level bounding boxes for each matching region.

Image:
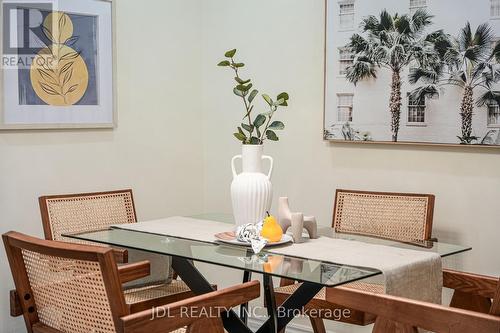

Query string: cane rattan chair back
[3,231,127,333]
[39,189,136,242]
[333,189,435,242]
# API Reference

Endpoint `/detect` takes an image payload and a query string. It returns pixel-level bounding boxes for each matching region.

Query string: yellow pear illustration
[30,11,89,106]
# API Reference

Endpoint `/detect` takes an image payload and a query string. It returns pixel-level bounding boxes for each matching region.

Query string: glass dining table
[63,213,471,333]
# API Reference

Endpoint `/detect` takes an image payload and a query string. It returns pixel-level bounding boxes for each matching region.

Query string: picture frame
[0,0,116,130]
[323,0,500,148]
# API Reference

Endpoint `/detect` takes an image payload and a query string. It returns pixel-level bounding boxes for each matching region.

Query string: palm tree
[410,22,500,144]
[346,9,446,142]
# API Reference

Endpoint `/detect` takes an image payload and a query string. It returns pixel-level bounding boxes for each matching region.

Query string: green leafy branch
[218,49,289,144]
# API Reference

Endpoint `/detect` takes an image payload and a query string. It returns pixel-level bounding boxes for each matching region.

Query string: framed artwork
[0,0,114,129]
[324,0,500,147]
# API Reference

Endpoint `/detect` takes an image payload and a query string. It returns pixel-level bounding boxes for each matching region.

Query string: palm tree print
[410,22,500,144]
[345,9,447,142]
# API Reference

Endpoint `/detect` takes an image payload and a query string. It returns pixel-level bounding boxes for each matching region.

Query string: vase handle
[262,155,274,179]
[231,155,242,179]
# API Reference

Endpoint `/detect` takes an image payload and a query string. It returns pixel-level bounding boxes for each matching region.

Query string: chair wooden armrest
[118,280,260,333]
[327,285,500,333]
[118,260,151,284]
[443,269,498,298]
[113,248,128,263]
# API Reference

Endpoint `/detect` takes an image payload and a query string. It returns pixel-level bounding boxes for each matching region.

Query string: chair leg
[372,317,417,333]
[187,318,224,333]
[450,290,492,314]
[309,316,326,333]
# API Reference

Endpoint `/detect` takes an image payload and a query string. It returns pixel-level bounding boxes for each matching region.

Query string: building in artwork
[324,0,500,145]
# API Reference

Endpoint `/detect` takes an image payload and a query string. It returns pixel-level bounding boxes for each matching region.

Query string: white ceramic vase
[231,145,273,227]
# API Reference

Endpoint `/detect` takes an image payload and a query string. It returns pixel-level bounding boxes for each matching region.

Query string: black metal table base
[263,274,278,333]
[240,270,253,324]
[172,257,322,333]
[172,257,253,333]
[257,281,324,333]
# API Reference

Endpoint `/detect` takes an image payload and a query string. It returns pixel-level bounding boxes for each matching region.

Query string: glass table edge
[197,214,473,257]
[63,228,383,287]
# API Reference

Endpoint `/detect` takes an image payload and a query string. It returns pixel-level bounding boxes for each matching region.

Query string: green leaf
[234,63,245,68]
[225,49,237,58]
[233,132,246,141]
[217,60,231,66]
[236,83,252,92]
[277,92,289,101]
[269,121,285,130]
[249,137,261,144]
[241,123,253,132]
[253,114,266,128]
[266,130,279,141]
[262,94,273,106]
[233,87,244,97]
[277,92,289,106]
[248,89,258,103]
[235,77,251,84]
[237,126,245,135]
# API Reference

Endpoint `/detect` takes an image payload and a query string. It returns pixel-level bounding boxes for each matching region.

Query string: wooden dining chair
[37,189,193,312]
[274,189,436,333]
[326,271,500,333]
[443,269,500,316]
[3,231,260,333]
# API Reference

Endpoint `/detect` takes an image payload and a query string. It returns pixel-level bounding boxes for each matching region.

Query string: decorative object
[231,144,273,226]
[236,223,261,243]
[278,197,318,243]
[214,230,293,250]
[215,218,292,254]
[260,213,283,243]
[1,0,114,129]
[217,49,289,144]
[250,238,268,254]
[324,0,500,147]
[218,48,290,226]
[234,221,269,253]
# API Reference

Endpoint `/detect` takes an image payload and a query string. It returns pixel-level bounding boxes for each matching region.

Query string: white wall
[0,1,203,332]
[201,0,500,332]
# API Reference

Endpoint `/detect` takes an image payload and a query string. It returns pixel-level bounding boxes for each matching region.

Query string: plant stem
[259,107,275,143]
[230,57,254,141]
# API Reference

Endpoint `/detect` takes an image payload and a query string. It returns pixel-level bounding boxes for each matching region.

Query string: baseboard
[247,317,314,333]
